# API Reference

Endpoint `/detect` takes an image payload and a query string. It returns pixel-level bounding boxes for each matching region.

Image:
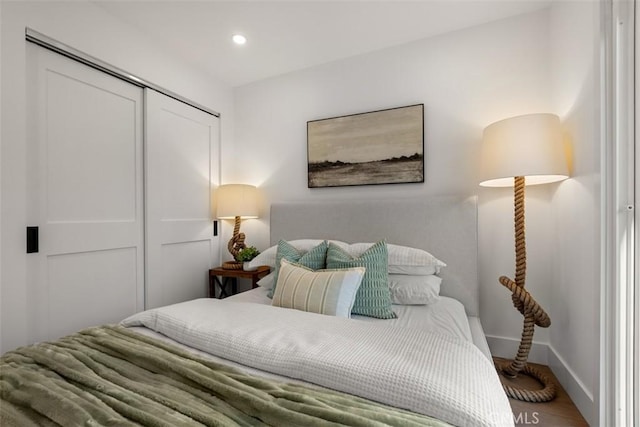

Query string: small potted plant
[237,246,260,271]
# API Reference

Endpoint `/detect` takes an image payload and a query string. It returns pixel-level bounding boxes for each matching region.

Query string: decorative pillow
[268,240,329,298]
[272,259,365,318]
[245,239,326,270]
[330,241,446,275]
[326,240,396,319]
[388,274,442,305]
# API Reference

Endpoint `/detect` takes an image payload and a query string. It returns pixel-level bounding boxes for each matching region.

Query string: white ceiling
[94,0,552,87]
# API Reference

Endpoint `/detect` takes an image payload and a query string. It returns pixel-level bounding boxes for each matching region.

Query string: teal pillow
[267,240,329,298]
[326,240,396,319]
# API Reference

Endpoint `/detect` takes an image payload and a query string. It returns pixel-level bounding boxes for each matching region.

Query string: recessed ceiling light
[232,34,247,45]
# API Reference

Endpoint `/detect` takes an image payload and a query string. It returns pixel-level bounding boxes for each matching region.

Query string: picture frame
[307,104,424,188]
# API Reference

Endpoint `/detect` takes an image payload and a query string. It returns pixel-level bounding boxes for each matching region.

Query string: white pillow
[246,239,326,270]
[388,265,442,275]
[330,241,446,275]
[271,259,365,318]
[388,274,442,305]
[256,271,276,288]
[248,239,446,275]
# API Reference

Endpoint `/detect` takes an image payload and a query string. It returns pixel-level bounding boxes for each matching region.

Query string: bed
[0,195,514,427]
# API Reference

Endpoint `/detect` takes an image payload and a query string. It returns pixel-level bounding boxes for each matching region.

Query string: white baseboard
[486,335,594,426]
[485,334,549,365]
[547,345,595,426]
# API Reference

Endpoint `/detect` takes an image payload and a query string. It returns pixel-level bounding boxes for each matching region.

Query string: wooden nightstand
[209,265,271,298]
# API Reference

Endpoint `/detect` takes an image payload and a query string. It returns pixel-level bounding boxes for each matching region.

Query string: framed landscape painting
[307,104,424,188]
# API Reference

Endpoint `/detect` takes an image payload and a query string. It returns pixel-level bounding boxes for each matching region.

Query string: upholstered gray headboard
[270,195,479,316]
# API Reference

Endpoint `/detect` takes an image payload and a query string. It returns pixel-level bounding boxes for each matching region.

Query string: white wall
[232,7,601,421]
[0,1,233,353]
[549,1,601,424]
[233,9,556,342]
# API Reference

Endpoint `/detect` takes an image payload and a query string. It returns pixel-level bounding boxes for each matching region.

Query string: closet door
[145,89,219,309]
[27,45,144,342]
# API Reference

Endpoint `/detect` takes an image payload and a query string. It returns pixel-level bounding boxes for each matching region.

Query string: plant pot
[243,262,258,271]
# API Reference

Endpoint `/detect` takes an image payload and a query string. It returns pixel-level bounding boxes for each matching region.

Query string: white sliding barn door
[27,45,144,342]
[145,89,219,309]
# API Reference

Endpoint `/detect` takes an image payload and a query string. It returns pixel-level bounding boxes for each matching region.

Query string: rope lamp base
[222,261,243,270]
[496,176,556,403]
[496,359,556,403]
[496,275,557,402]
[224,215,247,270]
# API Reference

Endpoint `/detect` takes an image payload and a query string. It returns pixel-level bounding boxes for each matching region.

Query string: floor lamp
[479,113,569,402]
[216,184,259,270]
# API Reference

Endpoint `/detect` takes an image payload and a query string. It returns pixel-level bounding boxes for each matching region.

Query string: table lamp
[480,113,569,402]
[216,184,258,270]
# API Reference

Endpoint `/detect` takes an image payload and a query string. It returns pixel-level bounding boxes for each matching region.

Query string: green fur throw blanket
[0,325,450,426]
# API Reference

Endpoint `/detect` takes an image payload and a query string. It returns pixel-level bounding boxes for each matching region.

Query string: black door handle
[26,226,39,253]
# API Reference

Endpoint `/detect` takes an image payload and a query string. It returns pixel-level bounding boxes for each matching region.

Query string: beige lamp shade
[479,113,569,187]
[216,184,259,219]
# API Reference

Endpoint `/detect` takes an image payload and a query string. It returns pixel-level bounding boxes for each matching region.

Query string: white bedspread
[122,298,513,427]
[230,286,474,344]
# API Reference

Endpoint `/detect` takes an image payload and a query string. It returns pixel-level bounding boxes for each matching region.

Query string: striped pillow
[272,259,365,317]
[267,240,329,298]
[327,240,396,319]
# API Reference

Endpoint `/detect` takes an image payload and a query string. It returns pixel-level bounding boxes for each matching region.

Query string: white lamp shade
[479,113,569,187]
[216,184,259,219]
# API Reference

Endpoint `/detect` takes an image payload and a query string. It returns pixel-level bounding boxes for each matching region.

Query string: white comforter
[122,298,513,427]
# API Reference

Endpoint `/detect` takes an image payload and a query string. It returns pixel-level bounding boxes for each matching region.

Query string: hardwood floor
[493,357,589,427]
